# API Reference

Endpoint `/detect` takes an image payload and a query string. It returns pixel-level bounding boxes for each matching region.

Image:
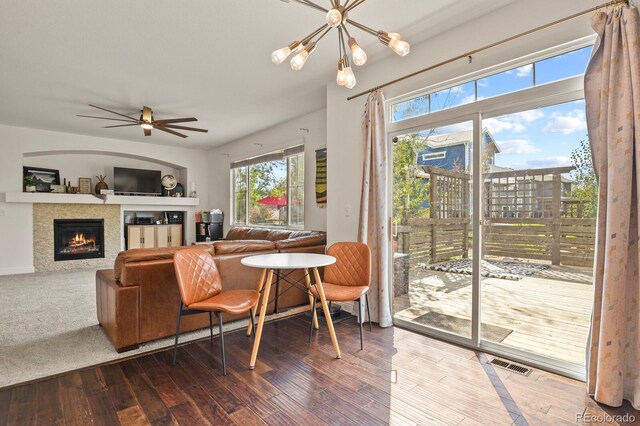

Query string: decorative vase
[95,175,108,195]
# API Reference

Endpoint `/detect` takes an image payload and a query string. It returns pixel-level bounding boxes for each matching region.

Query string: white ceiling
[0,0,514,149]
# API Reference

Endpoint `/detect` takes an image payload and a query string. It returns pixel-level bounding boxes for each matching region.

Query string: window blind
[230,145,304,169]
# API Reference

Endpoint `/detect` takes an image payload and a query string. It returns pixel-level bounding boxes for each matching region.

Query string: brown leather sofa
[96,227,326,352]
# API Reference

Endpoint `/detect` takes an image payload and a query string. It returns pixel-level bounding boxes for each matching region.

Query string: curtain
[585,6,640,409]
[358,91,392,327]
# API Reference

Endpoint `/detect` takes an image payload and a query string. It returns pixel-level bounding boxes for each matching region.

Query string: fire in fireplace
[53,219,105,261]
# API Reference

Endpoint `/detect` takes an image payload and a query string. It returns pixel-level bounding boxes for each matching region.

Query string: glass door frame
[387,75,588,380]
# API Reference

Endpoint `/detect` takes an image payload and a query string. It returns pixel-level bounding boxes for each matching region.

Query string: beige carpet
[0,268,305,389]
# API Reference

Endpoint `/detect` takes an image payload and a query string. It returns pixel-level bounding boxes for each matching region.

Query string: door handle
[393,220,399,238]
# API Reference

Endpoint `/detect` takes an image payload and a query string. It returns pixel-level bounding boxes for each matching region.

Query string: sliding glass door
[388,61,594,377]
[391,119,477,343]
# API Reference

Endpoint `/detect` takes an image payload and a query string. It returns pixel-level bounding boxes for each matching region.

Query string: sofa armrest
[96,269,140,352]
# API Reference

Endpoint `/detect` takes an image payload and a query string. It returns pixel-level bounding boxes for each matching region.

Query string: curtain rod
[346,0,629,101]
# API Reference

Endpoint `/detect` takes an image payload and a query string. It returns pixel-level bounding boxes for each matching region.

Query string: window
[390,45,593,123]
[231,145,304,228]
[422,152,446,161]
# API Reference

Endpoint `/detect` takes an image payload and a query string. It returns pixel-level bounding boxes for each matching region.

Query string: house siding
[417,144,466,170]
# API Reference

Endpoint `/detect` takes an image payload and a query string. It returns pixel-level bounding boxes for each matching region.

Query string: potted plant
[23,175,39,192]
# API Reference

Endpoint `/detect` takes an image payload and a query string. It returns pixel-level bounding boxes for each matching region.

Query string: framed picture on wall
[23,166,60,192]
[78,177,92,194]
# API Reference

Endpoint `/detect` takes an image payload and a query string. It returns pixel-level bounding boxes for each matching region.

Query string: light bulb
[326,8,342,27]
[336,60,347,86]
[387,32,401,41]
[271,46,291,64]
[290,50,310,71]
[348,37,367,66]
[140,123,153,130]
[389,38,410,56]
[344,66,356,89]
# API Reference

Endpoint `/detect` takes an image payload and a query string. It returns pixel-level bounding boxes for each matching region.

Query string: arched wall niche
[22,150,188,191]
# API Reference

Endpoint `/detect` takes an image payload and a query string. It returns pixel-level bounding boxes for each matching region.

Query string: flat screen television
[113,167,162,196]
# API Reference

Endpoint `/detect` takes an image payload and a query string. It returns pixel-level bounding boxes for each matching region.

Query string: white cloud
[477,79,489,88]
[484,109,544,134]
[496,139,540,155]
[543,110,587,135]
[512,109,544,123]
[461,94,476,104]
[515,64,533,78]
[484,118,526,134]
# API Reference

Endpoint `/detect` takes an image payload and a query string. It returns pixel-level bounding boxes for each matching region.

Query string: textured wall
[33,204,120,272]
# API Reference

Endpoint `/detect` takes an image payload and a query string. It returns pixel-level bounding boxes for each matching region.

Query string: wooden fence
[395,166,596,267]
[396,167,470,266]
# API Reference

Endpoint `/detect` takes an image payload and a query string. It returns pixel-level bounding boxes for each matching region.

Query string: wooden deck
[394,264,593,366]
[1,314,637,425]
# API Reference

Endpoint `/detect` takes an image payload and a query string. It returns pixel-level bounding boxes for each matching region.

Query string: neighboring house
[414,129,578,218]
[416,128,500,171]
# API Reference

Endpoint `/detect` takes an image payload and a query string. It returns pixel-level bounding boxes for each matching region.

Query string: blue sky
[394,46,592,170]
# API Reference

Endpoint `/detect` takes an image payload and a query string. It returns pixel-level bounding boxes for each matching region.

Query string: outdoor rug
[428,259,550,281]
[413,311,513,343]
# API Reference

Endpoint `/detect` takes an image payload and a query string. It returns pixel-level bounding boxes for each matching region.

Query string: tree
[393,134,430,225]
[570,139,598,218]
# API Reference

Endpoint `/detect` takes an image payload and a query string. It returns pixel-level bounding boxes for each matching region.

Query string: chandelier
[271,0,411,89]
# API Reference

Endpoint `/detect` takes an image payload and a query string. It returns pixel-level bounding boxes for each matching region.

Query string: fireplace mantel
[4,192,200,206]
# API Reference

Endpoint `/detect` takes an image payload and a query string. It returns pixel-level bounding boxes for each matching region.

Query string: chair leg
[309,296,317,343]
[357,298,363,351]
[209,312,214,345]
[249,309,256,339]
[365,293,372,331]
[217,312,227,376]
[172,300,183,366]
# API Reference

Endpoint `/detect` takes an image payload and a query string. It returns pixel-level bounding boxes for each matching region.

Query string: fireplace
[53,219,105,261]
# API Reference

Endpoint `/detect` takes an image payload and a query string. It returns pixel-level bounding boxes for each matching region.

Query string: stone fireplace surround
[33,204,120,272]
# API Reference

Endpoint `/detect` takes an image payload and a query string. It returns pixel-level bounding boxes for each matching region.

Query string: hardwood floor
[0,314,638,425]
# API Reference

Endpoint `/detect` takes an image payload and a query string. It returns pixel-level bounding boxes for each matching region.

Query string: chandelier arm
[300,24,330,44]
[343,0,353,9]
[346,19,378,37]
[339,27,350,66]
[345,0,366,12]
[314,27,333,44]
[290,0,328,13]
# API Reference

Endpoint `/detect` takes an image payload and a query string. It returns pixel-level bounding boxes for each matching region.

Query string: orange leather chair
[173,248,260,375]
[309,242,372,349]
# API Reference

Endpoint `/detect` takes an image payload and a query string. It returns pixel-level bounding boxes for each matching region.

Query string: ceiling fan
[77,105,208,138]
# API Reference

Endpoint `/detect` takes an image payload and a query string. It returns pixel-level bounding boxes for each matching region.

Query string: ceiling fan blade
[88,104,138,121]
[144,128,152,137]
[77,115,138,123]
[104,123,141,128]
[160,124,208,133]
[155,126,188,138]
[154,117,198,124]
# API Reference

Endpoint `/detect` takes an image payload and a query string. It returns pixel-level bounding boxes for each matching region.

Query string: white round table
[241,253,341,369]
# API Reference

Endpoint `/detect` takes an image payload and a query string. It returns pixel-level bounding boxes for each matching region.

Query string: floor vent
[489,358,532,376]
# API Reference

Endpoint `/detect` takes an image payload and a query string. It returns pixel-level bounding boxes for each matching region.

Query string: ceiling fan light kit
[271,0,410,89]
[77,105,208,138]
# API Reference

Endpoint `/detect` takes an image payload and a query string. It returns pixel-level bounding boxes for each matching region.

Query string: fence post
[551,173,561,265]
[430,174,438,263]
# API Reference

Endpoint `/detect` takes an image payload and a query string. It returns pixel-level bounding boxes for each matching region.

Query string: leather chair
[309,242,372,349]
[172,248,260,375]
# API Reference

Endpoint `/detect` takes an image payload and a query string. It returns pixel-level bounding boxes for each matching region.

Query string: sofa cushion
[213,240,276,255]
[114,245,214,283]
[226,227,271,241]
[275,234,327,250]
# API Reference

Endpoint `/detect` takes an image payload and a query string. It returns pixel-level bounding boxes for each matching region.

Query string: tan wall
[33,204,120,272]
